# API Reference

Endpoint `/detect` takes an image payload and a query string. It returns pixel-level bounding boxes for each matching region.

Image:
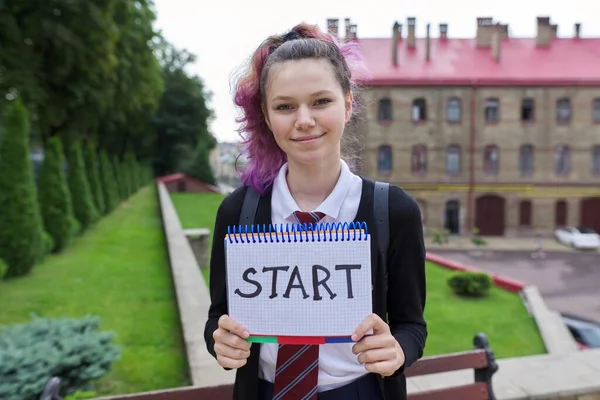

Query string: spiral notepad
[225,222,372,344]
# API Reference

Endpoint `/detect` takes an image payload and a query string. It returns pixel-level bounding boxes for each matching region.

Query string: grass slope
[424,261,547,358]
[0,186,189,395]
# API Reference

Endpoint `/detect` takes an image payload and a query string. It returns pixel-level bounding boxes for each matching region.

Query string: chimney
[327,18,339,37]
[499,24,509,39]
[476,17,495,47]
[575,23,581,38]
[439,23,448,40]
[536,16,553,46]
[551,24,558,38]
[392,21,401,66]
[491,24,501,62]
[426,23,431,62]
[407,17,416,48]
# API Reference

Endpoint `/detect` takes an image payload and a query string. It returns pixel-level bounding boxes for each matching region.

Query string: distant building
[330,17,600,236]
[210,141,244,189]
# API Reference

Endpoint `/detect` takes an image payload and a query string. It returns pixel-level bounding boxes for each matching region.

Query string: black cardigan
[204,177,427,400]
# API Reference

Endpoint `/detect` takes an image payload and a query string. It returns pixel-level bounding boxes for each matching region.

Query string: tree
[68,140,97,231]
[84,141,105,216]
[0,99,44,277]
[184,141,217,185]
[153,42,216,177]
[38,136,73,253]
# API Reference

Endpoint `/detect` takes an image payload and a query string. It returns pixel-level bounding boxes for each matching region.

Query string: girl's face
[264,59,353,169]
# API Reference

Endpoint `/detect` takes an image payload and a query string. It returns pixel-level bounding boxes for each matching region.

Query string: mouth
[291,133,326,143]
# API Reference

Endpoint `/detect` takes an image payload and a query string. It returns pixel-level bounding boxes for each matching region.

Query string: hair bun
[282,30,302,42]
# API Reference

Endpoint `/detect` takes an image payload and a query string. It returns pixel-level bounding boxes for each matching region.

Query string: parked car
[554,226,600,250]
[562,314,600,349]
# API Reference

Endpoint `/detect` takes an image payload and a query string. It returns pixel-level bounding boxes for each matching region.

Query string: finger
[364,360,398,376]
[218,315,250,339]
[352,334,395,354]
[217,354,248,369]
[214,341,251,360]
[356,347,397,365]
[219,330,252,351]
[352,313,389,342]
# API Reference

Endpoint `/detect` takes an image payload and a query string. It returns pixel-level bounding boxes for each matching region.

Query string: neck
[286,155,342,211]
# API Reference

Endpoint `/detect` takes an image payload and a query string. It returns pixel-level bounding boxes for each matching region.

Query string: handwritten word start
[234,264,364,300]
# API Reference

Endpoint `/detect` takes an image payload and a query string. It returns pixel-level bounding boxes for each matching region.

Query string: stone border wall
[156,182,234,387]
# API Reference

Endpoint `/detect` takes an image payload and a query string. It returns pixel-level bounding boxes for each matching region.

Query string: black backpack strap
[239,186,260,226]
[374,181,390,279]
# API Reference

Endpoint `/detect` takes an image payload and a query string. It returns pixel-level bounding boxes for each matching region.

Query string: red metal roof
[358,37,600,86]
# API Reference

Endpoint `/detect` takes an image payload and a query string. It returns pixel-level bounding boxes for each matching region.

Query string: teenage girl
[204,23,427,400]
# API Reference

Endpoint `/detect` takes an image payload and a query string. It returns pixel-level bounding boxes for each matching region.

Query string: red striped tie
[272,211,325,400]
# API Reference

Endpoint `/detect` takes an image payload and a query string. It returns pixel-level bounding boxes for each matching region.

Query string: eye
[275,104,293,111]
[314,98,332,106]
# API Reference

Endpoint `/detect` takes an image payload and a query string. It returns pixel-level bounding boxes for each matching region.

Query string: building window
[377,145,392,175]
[446,145,461,174]
[593,98,600,123]
[378,98,392,122]
[519,200,532,227]
[593,145,600,175]
[556,98,571,123]
[446,98,461,122]
[411,98,427,122]
[521,98,535,122]
[411,145,427,173]
[483,145,500,174]
[555,144,570,175]
[519,144,534,175]
[484,98,499,123]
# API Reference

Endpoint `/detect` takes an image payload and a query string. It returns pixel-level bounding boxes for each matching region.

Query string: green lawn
[170,192,224,285]
[0,185,189,396]
[170,192,547,359]
[424,261,547,358]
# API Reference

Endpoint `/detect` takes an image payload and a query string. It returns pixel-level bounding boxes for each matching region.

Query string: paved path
[431,249,600,323]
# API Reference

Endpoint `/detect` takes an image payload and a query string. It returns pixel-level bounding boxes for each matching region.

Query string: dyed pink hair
[232,23,370,195]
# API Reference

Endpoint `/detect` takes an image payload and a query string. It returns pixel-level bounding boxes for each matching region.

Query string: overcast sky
[152,0,599,143]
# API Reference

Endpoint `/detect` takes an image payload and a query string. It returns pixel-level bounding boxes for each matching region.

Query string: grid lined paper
[225,230,372,337]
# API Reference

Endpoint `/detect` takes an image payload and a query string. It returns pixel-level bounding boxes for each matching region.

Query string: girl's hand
[213,314,252,369]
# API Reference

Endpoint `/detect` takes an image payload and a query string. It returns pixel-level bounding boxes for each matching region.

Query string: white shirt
[258,159,367,391]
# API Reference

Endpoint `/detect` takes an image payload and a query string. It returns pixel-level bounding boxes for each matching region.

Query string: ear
[344,92,354,122]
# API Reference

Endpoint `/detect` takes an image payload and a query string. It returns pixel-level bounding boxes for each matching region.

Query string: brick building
[329,17,600,236]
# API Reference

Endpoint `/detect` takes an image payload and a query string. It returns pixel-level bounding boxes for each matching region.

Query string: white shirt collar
[271,159,354,223]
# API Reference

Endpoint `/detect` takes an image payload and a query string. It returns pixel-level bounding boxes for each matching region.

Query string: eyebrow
[271,90,334,102]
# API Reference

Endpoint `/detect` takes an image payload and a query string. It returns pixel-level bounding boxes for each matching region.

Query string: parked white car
[555,226,600,250]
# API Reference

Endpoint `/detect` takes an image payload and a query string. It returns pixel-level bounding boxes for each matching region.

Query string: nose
[294,105,315,130]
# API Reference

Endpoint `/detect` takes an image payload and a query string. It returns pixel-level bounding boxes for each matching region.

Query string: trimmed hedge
[38,137,74,252]
[448,271,493,297]
[67,140,97,231]
[99,151,118,214]
[0,315,120,400]
[83,142,105,216]
[0,99,45,277]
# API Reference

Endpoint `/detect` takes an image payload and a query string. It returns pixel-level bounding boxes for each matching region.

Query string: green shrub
[67,140,97,231]
[83,142,105,217]
[38,137,74,253]
[0,315,121,400]
[448,271,493,298]
[0,259,7,280]
[99,151,118,214]
[42,231,55,256]
[0,98,45,277]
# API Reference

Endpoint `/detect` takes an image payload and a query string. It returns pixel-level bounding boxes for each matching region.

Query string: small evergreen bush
[67,140,97,232]
[0,99,45,277]
[0,315,120,400]
[448,271,493,298]
[38,137,73,253]
[83,142,105,217]
[0,259,7,280]
[99,151,118,214]
[42,231,55,257]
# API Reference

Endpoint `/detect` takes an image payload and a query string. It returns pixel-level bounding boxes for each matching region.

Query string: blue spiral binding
[226,222,369,243]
